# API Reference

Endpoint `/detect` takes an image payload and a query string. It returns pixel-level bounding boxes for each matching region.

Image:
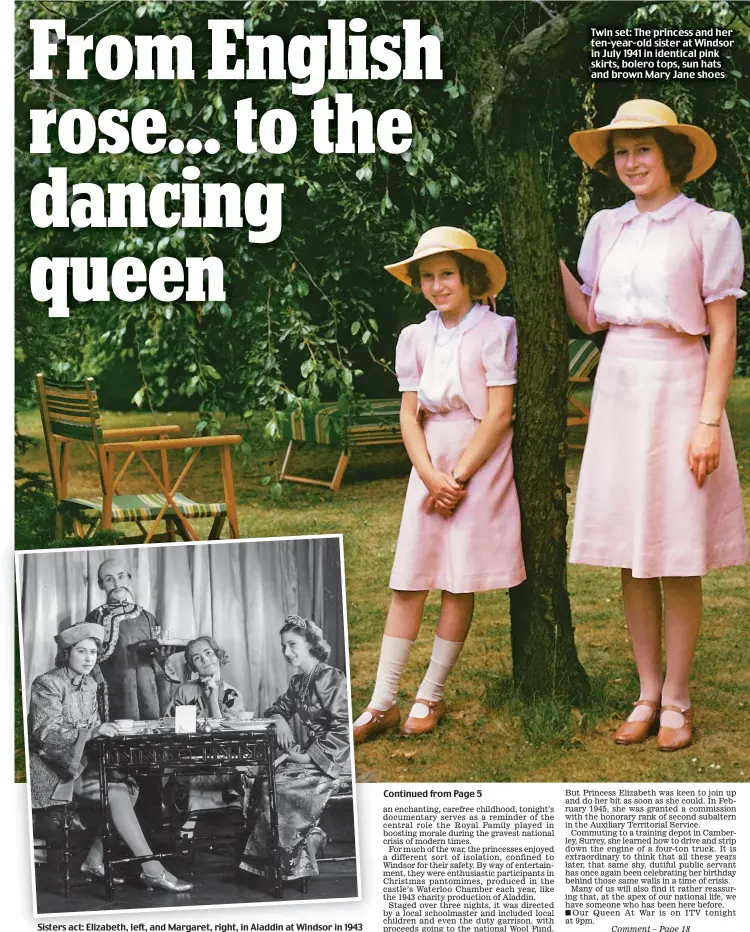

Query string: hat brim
[569,123,717,182]
[385,246,507,296]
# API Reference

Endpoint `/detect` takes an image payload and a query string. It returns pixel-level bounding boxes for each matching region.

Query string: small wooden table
[93,723,281,903]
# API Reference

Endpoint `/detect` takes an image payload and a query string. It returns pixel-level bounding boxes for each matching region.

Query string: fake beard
[106,586,135,611]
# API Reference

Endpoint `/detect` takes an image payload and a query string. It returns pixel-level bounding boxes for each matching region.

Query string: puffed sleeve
[577,210,607,296]
[305,667,350,779]
[29,675,96,779]
[702,211,747,304]
[482,315,517,386]
[395,323,421,392]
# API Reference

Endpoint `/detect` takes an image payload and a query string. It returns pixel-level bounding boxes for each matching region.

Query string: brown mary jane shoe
[353,704,400,744]
[400,699,445,736]
[657,705,693,752]
[613,699,660,745]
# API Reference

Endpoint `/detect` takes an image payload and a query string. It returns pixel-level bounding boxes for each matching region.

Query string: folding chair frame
[36,374,242,542]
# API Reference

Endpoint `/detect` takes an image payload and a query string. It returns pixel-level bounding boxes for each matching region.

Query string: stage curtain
[18,538,347,719]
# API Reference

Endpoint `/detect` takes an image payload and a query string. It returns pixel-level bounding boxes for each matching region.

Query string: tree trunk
[495,111,588,701]
[486,101,589,702]
[439,1,641,701]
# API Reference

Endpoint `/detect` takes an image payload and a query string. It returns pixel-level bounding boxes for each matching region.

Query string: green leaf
[351,320,361,335]
[270,481,283,501]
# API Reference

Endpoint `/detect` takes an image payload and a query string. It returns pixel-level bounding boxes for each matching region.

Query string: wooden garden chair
[36,373,242,543]
[567,338,601,448]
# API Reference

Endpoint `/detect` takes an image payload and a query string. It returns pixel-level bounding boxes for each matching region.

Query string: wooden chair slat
[35,372,240,542]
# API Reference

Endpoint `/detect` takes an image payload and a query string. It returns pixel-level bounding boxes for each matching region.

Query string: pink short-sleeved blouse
[578,194,745,335]
[395,306,517,403]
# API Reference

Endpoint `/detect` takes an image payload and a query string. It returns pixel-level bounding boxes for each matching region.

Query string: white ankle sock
[368,634,415,711]
[414,634,465,704]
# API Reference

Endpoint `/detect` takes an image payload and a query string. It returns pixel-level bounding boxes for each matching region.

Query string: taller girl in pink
[561,99,748,752]
[353,228,525,742]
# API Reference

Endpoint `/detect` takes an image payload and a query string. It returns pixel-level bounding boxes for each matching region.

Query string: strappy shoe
[400,698,445,736]
[353,704,400,744]
[657,705,693,752]
[613,699,660,745]
[81,862,124,884]
[140,869,194,892]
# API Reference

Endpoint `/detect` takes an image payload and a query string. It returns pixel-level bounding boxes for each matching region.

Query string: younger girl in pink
[353,227,526,741]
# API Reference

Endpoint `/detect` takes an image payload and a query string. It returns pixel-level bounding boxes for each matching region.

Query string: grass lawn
[15,379,750,784]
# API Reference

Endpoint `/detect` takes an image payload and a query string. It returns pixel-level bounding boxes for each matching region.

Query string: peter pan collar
[426,303,491,336]
[618,193,693,225]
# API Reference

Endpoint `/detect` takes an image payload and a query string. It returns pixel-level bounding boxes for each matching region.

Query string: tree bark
[440,1,641,701]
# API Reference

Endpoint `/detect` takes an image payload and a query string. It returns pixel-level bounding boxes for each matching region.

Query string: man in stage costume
[80,559,171,719]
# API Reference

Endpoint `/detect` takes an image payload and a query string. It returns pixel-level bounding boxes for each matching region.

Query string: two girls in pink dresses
[355,100,747,750]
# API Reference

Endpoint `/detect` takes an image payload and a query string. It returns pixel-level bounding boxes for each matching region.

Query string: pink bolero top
[578,194,745,336]
[395,305,517,420]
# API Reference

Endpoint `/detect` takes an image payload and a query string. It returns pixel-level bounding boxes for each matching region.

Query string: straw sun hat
[569,98,717,182]
[384,226,507,296]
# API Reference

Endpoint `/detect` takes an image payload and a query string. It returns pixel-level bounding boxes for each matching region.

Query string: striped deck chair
[278,398,403,491]
[568,338,601,447]
[36,374,242,543]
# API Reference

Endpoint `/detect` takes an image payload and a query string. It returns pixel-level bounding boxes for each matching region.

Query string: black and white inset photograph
[17,535,358,915]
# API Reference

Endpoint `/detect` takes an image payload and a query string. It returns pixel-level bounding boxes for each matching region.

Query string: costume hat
[55,623,106,648]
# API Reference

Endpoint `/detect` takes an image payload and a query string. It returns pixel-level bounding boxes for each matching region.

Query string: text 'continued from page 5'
[382,787,554,932]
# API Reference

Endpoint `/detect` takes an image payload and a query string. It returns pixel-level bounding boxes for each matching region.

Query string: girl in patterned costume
[240,616,349,882]
[28,623,193,891]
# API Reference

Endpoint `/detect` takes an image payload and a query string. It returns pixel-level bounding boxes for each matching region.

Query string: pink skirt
[570,325,748,578]
[389,408,526,593]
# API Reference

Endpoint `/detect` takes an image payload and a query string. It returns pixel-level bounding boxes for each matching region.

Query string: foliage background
[15,0,750,431]
[13,0,750,781]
